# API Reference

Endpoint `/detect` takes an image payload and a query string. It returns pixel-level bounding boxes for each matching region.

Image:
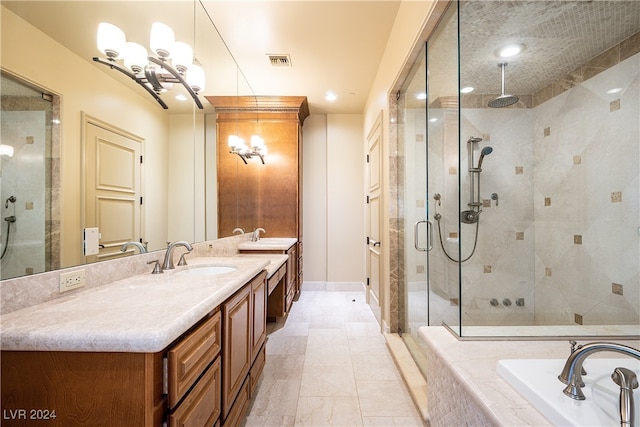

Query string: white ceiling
[2,0,401,114]
[4,1,639,114]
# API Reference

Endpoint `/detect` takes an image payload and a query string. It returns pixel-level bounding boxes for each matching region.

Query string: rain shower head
[477,146,493,169]
[488,63,519,108]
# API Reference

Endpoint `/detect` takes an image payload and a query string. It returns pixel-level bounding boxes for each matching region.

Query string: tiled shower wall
[458,51,640,326]
[395,51,639,330]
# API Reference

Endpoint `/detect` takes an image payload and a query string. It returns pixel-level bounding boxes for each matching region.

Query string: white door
[83,116,143,263]
[366,113,383,325]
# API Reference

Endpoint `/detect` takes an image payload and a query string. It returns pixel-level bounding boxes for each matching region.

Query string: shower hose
[434,212,480,263]
[1,220,12,260]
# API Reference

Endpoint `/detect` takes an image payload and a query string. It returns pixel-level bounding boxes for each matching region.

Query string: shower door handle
[414,219,434,252]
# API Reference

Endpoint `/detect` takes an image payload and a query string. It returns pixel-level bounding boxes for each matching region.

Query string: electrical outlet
[59,269,86,293]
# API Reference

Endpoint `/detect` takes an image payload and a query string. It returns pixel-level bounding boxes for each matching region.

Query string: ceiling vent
[268,54,292,67]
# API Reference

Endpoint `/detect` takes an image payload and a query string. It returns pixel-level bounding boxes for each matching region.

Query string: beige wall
[1,7,170,267]
[362,0,440,329]
[302,115,328,280]
[327,114,365,282]
[167,114,206,244]
[303,114,365,283]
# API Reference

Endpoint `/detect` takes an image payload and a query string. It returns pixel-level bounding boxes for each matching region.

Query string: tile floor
[243,289,424,426]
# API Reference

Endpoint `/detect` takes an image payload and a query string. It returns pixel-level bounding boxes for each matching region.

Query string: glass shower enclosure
[396,0,640,365]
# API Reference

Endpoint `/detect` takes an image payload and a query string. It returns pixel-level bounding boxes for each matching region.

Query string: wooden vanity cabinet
[221,270,267,426]
[209,95,306,310]
[1,270,269,427]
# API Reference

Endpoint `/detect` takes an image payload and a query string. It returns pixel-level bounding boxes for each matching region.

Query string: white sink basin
[173,265,237,277]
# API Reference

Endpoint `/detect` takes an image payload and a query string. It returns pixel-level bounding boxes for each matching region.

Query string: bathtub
[497,358,640,426]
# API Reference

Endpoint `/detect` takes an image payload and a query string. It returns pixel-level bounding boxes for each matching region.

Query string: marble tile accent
[612,283,624,296]
[611,191,622,202]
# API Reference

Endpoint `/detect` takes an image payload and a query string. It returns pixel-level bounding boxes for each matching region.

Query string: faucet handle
[569,341,587,376]
[147,259,163,274]
[178,253,188,266]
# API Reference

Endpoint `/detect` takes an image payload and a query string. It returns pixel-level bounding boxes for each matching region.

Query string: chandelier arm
[255,153,265,164]
[147,57,203,109]
[232,152,248,164]
[93,57,168,109]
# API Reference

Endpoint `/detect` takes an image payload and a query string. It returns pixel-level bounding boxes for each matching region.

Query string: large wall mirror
[0,1,254,280]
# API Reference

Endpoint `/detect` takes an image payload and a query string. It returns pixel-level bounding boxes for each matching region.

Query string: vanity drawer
[169,356,221,427]
[168,311,222,408]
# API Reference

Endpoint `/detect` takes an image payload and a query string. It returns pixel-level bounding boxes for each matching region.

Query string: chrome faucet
[232,227,245,235]
[120,241,147,254]
[162,240,193,270]
[611,367,638,427]
[558,342,640,400]
[251,228,266,242]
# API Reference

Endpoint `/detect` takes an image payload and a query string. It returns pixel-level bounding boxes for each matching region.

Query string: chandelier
[93,22,204,109]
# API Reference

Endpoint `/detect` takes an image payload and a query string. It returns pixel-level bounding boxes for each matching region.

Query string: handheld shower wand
[477,146,494,170]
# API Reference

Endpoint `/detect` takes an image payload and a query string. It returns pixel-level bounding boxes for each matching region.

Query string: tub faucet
[162,240,193,270]
[611,367,638,427]
[120,241,147,254]
[558,342,640,400]
[252,228,266,242]
[232,227,244,235]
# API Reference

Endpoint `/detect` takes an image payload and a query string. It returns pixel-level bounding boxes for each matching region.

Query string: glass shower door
[399,3,460,369]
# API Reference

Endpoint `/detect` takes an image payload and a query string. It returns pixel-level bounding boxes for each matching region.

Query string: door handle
[414,219,434,252]
[369,239,381,247]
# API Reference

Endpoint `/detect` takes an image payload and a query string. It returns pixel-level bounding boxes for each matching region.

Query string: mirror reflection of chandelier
[228,134,267,164]
[93,22,204,109]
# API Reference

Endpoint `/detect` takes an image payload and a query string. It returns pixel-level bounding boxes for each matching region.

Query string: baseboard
[301,281,365,292]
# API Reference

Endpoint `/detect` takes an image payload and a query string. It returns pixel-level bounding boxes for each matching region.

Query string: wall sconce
[93,22,204,109]
[228,134,267,164]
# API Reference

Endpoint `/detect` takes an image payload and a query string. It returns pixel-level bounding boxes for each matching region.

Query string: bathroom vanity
[1,256,273,427]
[238,238,298,321]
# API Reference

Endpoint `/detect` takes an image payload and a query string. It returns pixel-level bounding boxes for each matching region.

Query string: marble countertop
[238,237,297,251]
[419,326,640,426]
[0,256,270,353]
[239,253,288,278]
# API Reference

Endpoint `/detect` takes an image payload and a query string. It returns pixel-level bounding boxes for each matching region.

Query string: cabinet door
[222,285,251,419]
[251,274,267,362]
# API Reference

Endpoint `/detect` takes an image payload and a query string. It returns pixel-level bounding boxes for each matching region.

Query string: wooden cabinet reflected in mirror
[209,96,309,240]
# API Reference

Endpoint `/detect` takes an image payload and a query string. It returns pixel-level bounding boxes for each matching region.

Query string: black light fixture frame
[93,56,203,109]
[230,150,265,165]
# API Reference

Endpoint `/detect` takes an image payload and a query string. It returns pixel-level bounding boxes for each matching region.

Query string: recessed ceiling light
[175,94,188,101]
[429,118,438,123]
[325,92,337,102]
[607,87,623,94]
[416,92,427,100]
[460,86,474,94]
[497,43,525,58]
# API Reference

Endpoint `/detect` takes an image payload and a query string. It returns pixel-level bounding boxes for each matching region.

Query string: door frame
[366,111,383,327]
